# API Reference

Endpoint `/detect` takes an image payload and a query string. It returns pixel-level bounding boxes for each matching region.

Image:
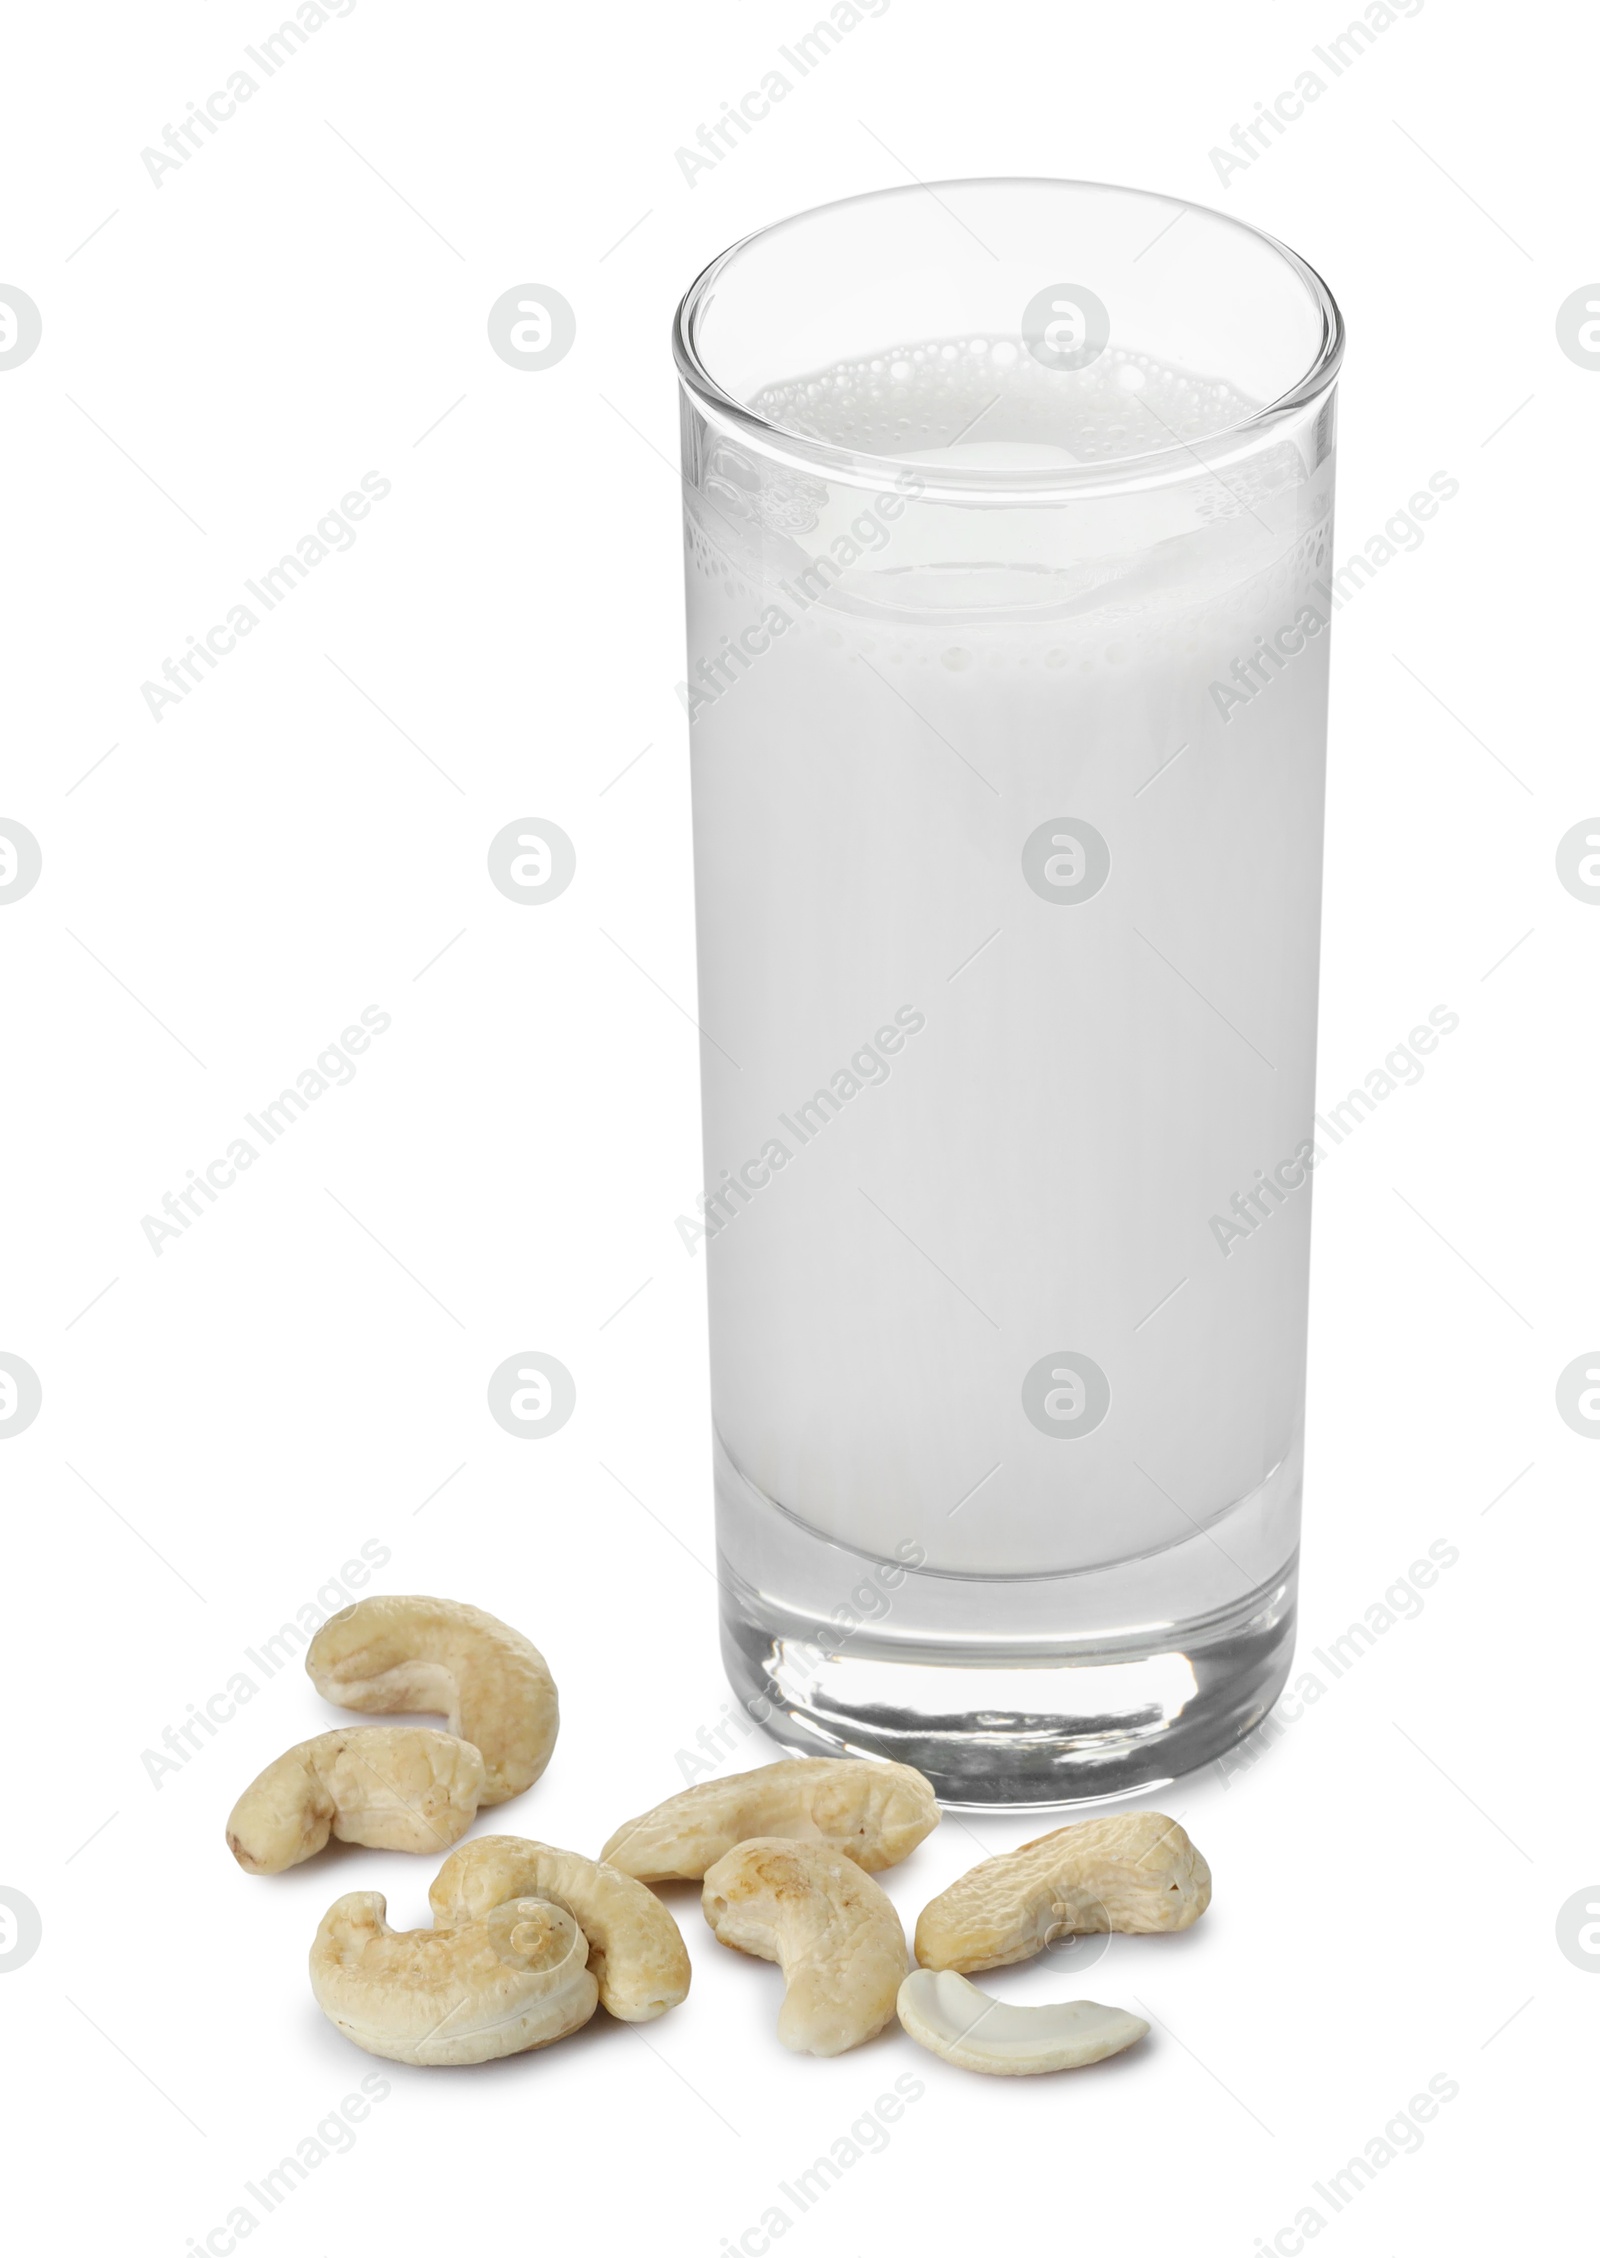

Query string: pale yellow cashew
[429,1836,691,2023]
[226,1727,485,1875]
[914,1810,1211,1972]
[310,1891,597,2066]
[701,1837,909,2057]
[306,1594,557,1804]
[602,1757,939,1881]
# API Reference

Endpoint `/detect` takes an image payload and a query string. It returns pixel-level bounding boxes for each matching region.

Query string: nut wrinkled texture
[226,1727,485,1875]
[429,1836,691,2022]
[914,1809,1211,1973]
[603,1757,939,1881]
[310,1891,598,2065]
[306,1594,558,1804]
[702,1837,909,2057]
[897,1968,1149,2076]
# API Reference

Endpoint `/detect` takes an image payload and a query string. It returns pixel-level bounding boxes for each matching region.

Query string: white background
[2,1,1594,2250]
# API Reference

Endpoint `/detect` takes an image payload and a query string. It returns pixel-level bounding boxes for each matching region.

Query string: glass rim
[673,176,1345,505]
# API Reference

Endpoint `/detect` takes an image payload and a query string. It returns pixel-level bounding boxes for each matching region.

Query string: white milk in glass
[685,336,1333,1591]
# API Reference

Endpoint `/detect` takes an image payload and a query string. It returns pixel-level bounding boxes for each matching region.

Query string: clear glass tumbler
[674,179,1342,1803]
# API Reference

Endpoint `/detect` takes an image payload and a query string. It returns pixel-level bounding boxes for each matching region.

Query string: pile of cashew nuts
[226,1594,1213,2076]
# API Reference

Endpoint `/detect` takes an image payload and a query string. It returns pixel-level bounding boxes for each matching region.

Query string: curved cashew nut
[310,1891,598,2065]
[226,1727,485,1875]
[306,1595,557,1804]
[602,1757,939,1881]
[914,1810,1211,1973]
[429,1836,690,2023]
[701,1837,908,2057]
[897,1969,1148,2076]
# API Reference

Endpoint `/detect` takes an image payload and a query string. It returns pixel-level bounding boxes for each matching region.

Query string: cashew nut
[602,1757,939,1881]
[914,1810,1211,1972]
[428,1836,690,2023]
[310,1891,598,2065]
[306,1595,557,1804]
[897,1968,1148,2076]
[226,1727,485,1875]
[701,1837,908,2057]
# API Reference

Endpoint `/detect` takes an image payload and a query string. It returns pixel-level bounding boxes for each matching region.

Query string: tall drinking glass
[674,179,1343,1803]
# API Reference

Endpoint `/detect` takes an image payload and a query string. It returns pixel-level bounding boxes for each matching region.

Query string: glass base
[715,1437,1299,1806]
